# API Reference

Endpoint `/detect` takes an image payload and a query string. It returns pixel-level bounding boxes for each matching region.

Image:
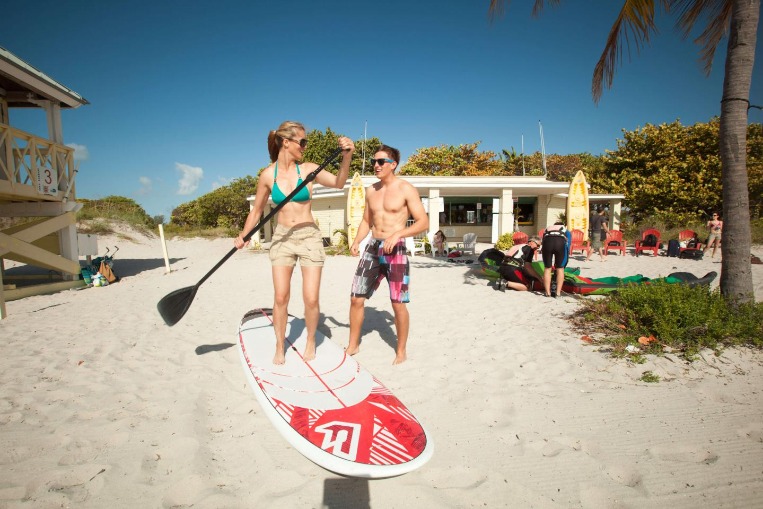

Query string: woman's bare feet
[303,339,316,362]
[345,345,359,356]
[393,350,407,365]
[273,340,285,365]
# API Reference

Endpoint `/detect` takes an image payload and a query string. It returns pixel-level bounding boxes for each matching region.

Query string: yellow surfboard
[346,172,366,247]
[566,170,589,240]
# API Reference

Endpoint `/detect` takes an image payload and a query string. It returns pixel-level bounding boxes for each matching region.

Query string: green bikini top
[272,163,311,205]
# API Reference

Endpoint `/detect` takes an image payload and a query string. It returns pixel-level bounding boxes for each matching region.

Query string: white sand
[1,232,762,508]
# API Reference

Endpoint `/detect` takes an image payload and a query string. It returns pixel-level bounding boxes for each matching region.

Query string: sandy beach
[1,231,762,508]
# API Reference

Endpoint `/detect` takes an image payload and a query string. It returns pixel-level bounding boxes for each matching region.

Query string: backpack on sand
[667,239,680,257]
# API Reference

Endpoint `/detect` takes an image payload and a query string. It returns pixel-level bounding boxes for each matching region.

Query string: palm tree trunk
[719,0,759,304]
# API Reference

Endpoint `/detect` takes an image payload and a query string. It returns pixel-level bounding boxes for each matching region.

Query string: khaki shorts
[269,223,326,267]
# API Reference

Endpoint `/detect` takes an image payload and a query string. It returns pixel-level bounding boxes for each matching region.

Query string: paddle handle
[196,147,344,287]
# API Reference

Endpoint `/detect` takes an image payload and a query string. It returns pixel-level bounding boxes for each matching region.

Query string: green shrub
[495,233,514,251]
[571,282,763,360]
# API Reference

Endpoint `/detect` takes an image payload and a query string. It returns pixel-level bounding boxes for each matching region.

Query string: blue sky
[4,1,761,219]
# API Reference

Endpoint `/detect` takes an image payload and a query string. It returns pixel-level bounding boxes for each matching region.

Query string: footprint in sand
[737,423,763,443]
[604,464,644,488]
[647,444,719,464]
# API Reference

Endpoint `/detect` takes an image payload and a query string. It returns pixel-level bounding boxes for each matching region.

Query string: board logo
[315,421,361,460]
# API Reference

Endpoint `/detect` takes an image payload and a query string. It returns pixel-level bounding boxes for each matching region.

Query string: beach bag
[667,239,680,257]
[642,233,658,247]
[99,261,118,283]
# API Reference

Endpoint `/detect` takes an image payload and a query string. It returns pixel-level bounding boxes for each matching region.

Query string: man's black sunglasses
[370,158,394,166]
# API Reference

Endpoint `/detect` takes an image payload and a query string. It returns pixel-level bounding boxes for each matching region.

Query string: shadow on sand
[322,477,370,509]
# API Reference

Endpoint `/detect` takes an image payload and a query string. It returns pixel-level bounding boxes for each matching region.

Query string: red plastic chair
[604,230,627,256]
[512,231,528,245]
[634,228,661,256]
[568,229,591,258]
[678,229,703,253]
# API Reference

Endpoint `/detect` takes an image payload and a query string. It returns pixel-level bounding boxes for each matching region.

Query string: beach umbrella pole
[157,147,344,326]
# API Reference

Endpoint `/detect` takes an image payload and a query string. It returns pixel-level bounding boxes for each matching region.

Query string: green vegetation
[571,282,763,363]
[494,233,514,251]
[639,371,661,383]
[77,196,157,235]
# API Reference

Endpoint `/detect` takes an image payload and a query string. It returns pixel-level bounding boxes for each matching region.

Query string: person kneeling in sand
[347,144,429,365]
[499,237,542,291]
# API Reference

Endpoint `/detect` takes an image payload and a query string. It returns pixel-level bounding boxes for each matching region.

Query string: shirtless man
[347,145,429,364]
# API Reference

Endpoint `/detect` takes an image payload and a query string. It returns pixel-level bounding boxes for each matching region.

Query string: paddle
[157,147,345,326]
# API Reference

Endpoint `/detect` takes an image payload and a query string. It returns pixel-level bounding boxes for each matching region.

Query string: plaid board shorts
[351,238,410,303]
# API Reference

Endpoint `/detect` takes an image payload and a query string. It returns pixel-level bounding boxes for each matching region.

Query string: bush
[571,282,763,361]
[495,233,514,251]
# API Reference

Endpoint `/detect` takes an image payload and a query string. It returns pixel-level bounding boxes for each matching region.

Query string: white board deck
[238,308,433,478]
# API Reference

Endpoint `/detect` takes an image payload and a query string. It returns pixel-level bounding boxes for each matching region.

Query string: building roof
[312,174,571,199]
[0,46,89,108]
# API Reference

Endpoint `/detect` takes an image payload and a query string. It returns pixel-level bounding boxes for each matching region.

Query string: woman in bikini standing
[704,212,723,259]
[235,121,355,364]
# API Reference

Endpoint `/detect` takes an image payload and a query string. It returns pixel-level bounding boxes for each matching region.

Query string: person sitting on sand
[498,237,542,291]
[432,230,447,256]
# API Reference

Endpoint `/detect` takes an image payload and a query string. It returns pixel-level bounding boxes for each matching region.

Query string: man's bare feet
[393,351,407,365]
[273,351,285,365]
[345,345,359,356]
[303,340,316,362]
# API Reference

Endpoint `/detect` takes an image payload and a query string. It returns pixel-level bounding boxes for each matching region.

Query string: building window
[442,198,493,225]
[514,197,536,226]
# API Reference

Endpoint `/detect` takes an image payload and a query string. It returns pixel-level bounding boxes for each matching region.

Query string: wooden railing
[0,122,76,201]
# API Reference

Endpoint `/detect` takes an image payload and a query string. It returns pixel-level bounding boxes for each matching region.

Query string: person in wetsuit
[541,222,572,298]
[234,121,355,364]
[498,237,542,291]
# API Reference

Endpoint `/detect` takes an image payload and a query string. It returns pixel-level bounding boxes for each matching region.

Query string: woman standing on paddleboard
[234,121,355,364]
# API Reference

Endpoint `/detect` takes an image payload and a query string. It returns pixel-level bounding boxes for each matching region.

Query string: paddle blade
[157,285,198,326]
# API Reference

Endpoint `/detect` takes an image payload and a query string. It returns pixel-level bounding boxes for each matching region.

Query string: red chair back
[604,230,626,255]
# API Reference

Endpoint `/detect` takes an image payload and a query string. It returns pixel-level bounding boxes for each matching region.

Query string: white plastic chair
[459,233,477,255]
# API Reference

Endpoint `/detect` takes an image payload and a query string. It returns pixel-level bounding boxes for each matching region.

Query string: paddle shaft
[195,147,344,288]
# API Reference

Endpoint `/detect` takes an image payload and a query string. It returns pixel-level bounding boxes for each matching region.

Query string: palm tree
[488,0,759,304]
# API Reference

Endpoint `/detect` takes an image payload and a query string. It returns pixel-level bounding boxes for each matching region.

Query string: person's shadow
[322,478,370,509]
[358,307,398,352]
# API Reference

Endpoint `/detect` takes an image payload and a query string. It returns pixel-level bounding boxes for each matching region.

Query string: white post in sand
[158,224,171,273]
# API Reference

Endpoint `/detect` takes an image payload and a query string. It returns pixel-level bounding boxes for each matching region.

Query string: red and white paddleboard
[238,308,433,478]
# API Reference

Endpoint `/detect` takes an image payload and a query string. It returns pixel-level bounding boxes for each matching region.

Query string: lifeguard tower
[0,46,90,318]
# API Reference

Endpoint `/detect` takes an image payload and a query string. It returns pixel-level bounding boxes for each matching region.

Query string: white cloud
[138,176,152,195]
[211,176,233,190]
[175,162,203,195]
[67,143,89,161]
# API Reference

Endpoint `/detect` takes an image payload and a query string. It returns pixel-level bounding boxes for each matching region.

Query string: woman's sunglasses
[370,158,394,166]
[288,138,308,148]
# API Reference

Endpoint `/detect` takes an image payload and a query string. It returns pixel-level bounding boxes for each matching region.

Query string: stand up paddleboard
[566,170,590,240]
[346,172,365,248]
[238,308,433,478]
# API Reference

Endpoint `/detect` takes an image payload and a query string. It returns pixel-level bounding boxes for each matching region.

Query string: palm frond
[592,0,671,103]
[671,0,732,75]
[487,0,507,21]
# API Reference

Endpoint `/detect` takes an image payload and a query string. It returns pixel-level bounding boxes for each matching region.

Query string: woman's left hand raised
[338,136,355,154]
